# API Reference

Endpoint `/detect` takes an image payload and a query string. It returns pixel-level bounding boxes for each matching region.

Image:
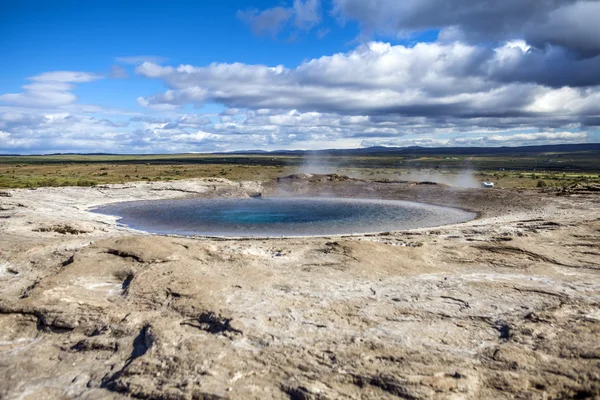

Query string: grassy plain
[1,150,599,189]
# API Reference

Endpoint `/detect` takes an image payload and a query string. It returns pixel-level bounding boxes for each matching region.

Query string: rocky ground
[0,175,599,400]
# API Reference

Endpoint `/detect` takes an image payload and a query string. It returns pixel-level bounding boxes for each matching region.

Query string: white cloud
[0,84,76,108]
[135,41,600,130]
[361,131,592,148]
[485,131,590,143]
[3,32,598,153]
[0,110,133,153]
[0,71,103,108]
[1,104,595,154]
[136,86,208,109]
[31,71,101,83]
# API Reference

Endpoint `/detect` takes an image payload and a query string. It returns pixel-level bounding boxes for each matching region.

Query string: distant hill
[223,143,600,157]
[2,143,599,157]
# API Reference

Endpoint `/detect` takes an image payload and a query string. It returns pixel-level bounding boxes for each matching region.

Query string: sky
[1,0,600,154]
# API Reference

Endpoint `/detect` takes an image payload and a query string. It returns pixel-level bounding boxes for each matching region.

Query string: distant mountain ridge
[1,143,599,157]
[222,143,600,156]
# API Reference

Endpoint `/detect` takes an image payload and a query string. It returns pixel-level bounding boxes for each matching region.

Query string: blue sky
[1,0,599,153]
[2,0,368,107]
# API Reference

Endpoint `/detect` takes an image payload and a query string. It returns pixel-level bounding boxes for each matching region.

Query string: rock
[0,178,599,399]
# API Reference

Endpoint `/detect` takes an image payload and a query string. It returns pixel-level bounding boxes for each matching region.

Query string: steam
[399,169,480,188]
[294,152,481,189]
[298,151,336,175]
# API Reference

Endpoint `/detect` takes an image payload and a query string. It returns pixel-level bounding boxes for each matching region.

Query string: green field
[1,147,599,189]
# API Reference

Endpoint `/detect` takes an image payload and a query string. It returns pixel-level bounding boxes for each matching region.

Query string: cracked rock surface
[0,176,599,399]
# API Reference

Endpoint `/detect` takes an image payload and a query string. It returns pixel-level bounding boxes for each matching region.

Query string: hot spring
[92,197,476,237]
[93,198,475,237]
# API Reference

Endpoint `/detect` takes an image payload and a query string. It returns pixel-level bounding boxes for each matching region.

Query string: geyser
[93,197,475,237]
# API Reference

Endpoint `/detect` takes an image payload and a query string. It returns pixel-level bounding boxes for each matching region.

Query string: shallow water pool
[92,197,475,237]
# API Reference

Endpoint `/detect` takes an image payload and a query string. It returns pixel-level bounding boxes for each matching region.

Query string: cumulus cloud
[332,0,600,56]
[238,0,322,36]
[1,109,223,154]
[1,103,594,154]
[134,41,600,131]
[0,110,132,153]
[0,71,102,108]
[4,2,599,154]
[136,87,208,110]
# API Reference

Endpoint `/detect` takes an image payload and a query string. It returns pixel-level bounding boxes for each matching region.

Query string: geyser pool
[92,197,476,237]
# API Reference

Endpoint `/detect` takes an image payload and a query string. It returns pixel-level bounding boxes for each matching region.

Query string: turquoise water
[92,197,475,237]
